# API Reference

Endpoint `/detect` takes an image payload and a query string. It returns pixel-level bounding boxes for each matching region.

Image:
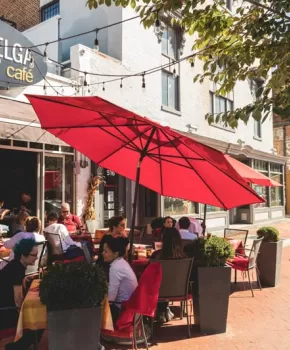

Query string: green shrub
[39,262,107,311]
[185,237,234,267]
[257,226,280,242]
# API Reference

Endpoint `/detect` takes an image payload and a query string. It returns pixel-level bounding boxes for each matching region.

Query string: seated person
[9,211,30,237]
[102,235,138,322]
[152,216,175,242]
[0,238,39,331]
[17,191,33,215]
[151,227,185,323]
[177,217,198,240]
[1,217,44,269]
[175,216,203,237]
[58,203,84,233]
[45,211,84,260]
[0,198,10,232]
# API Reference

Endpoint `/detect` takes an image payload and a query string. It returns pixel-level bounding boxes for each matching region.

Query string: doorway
[0,149,37,215]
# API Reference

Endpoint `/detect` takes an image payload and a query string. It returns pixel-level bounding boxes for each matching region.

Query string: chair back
[195,218,206,235]
[181,239,194,252]
[82,243,93,264]
[158,258,194,299]
[224,228,249,247]
[25,241,46,276]
[44,231,64,256]
[248,237,263,269]
[116,262,162,330]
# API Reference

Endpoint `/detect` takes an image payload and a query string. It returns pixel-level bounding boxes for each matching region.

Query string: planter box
[192,266,231,334]
[257,240,283,287]
[86,220,98,234]
[47,307,101,350]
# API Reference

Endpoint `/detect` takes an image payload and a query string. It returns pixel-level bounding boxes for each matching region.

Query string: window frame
[209,91,234,131]
[41,0,60,22]
[161,70,180,112]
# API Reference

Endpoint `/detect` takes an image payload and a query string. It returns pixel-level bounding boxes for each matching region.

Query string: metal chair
[224,228,249,249]
[157,258,194,337]
[228,237,263,297]
[195,218,206,235]
[25,241,47,277]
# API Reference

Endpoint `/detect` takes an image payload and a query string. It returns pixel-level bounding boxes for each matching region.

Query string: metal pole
[203,204,207,235]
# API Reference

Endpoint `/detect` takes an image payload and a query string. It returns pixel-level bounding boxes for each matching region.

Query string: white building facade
[0,0,285,229]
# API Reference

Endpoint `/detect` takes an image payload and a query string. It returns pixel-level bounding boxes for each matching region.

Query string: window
[164,197,198,216]
[41,0,60,22]
[254,119,262,138]
[270,164,283,207]
[201,203,224,213]
[162,71,179,111]
[209,92,234,127]
[162,25,178,60]
[226,0,232,11]
[252,160,268,208]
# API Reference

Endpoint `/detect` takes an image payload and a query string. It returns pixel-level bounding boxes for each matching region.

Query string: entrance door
[44,155,65,216]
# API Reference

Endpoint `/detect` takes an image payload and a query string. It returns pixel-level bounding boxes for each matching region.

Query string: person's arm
[72,215,84,231]
[60,225,82,248]
[0,209,9,220]
[13,285,23,308]
[108,265,121,302]
[4,232,24,249]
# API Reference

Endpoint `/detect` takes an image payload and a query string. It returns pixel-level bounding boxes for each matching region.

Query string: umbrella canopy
[26,94,264,210]
[225,155,282,187]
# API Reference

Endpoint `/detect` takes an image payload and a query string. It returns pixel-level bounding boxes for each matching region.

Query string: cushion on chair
[228,256,249,271]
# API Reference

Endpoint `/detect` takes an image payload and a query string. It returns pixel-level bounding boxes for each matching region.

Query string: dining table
[15,279,114,342]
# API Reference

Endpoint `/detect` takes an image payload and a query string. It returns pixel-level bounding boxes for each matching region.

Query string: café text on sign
[0,20,47,88]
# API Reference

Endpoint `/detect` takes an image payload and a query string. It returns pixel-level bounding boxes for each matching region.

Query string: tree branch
[243,0,290,19]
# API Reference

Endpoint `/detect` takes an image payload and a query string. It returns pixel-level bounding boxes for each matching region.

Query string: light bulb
[94,38,99,51]
[43,51,49,63]
[154,18,160,34]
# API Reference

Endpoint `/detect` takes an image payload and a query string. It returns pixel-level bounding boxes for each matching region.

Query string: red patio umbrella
[26,95,263,254]
[225,155,282,187]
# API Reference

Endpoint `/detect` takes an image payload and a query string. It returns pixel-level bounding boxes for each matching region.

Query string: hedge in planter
[185,237,234,334]
[40,262,107,350]
[257,226,283,287]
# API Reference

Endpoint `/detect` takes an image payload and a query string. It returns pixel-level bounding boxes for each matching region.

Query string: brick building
[0,0,39,31]
[273,115,290,214]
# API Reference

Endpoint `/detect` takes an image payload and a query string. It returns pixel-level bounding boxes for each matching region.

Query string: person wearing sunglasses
[58,202,84,234]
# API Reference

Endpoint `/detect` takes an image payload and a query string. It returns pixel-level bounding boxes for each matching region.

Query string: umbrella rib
[157,129,164,195]
[176,136,262,201]
[147,136,184,153]
[45,123,150,129]
[96,126,155,165]
[159,128,228,209]
[148,153,204,170]
[147,153,204,160]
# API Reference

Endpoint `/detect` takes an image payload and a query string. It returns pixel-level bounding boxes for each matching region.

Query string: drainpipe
[57,17,62,70]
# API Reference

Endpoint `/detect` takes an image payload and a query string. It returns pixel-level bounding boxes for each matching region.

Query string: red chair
[101,262,162,350]
[228,237,263,297]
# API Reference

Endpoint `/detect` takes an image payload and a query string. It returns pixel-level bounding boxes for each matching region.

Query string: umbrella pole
[129,161,141,263]
[203,204,207,236]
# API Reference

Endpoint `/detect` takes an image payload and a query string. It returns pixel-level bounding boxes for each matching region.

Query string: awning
[0,97,67,146]
[225,155,282,187]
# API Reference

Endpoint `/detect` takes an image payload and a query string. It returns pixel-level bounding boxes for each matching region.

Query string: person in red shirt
[58,203,84,233]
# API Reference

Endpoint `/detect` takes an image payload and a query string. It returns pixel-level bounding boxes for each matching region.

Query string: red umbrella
[26,95,263,251]
[225,155,282,187]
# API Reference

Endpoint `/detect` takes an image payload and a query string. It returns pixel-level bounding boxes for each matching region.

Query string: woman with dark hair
[152,216,175,242]
[102,235,137,322]
[151,227,185,323]
[0,238,39,330]
[9,211,30,237]
[96,216,127,279]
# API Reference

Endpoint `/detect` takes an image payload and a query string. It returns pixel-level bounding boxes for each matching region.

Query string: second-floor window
[161,25,180,111]
[210,92,234,128]
[251,79,263,139]
[41,0,60,22]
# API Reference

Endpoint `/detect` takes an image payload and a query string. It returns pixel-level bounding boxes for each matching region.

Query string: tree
[87,0,290,128]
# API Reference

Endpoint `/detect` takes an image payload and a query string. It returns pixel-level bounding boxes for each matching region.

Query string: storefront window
[200,203,224,213]
[253,160,269,208]
[65,155,74,212]
[270,164,283,207]
[164,197,198,216]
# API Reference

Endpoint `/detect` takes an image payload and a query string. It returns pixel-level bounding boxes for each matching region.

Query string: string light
[6,83,9,91]
[142,73,146,89]
[103,82,105,91]
[173,64,177,78]
[84,72,88,87]
[94,30,99,51]
[43,43,49,63]
[88,86,91,94]
[29,50,35,69]
[191,61,194,68]
[154,12,161,34]
[120,79,123,88]
[43,83,47,95]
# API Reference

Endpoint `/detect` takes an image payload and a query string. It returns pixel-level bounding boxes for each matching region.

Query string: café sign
[0,20,47,88]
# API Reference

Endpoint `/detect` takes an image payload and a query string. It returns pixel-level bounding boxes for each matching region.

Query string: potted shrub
[257,226,283,287]
[185,237,234,334]
[83,175,105,233]
[39,262,107,350]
